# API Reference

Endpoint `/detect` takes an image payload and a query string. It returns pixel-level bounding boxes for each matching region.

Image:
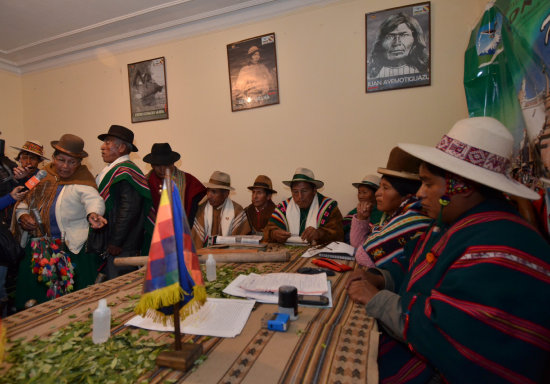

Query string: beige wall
[4,0,485,214]
[0,70,24,158]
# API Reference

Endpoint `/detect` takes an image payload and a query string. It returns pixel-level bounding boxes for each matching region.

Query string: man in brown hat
[264,167,344,244]
[144,143,206,226]
[191,171,251,249]
[244,175,277,235]
[90,125,153,280]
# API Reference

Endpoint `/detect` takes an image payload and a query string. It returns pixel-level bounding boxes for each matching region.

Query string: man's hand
[347,279,380,305]
[345,268,385,290]
[13,166,31,180]
[356,201,373,221]
[107,244,123,256]
[9,186,27,201]
[18,213,37,231]
[272,229,291,243]
[301,226,322,244]
[88,213,107,229]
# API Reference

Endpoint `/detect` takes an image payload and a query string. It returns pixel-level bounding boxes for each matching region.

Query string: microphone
[31,208,46,236]
[22,169,47,191]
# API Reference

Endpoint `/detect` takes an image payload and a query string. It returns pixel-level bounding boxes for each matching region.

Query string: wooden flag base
[156,343,203,372]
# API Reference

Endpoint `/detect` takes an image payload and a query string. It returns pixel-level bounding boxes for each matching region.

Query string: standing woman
[350,147,431,268]
[13,134,106,310]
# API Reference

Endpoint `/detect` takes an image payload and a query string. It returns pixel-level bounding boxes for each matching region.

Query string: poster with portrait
[366,2,431,93]
[227,33,279,112]
[128,57,168,123]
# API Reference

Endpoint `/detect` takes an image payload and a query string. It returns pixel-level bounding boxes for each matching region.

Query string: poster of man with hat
[143,142,206,226]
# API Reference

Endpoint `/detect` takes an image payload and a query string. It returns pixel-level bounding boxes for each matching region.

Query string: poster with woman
[366,2,431,93]
[227,33,279,112]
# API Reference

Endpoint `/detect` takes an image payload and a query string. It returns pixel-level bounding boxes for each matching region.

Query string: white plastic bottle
[92,299,111,344]
[206,254,217,282]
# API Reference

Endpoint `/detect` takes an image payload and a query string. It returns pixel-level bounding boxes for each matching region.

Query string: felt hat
[377,147,421,180]
[143,143,180,165]
[283,167,324,189]
[352,174,381,190]
[51,134,88,158]
[248,175,277,194]
[398,117,539,200]
[97,125,138,152]
[11,140,48,161]
[204,171,234,191]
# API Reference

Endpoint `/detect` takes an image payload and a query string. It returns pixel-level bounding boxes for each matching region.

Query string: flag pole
[164,167,182,352]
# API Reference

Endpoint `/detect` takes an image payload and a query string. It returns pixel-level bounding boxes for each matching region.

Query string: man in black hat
[144,143,206,226]
[90,125,153,280]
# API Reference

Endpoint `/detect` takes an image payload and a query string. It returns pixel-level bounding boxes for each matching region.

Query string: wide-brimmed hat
[377,147,421,180]
[282,167,324,189]
[352,174,380,190]
[51,134,88,158]
[98,125,138,152]
[204,171,234,191]
[248,175,277,194]
[143,143,180,165]
[11,140,48,161]
[398,117,539,200]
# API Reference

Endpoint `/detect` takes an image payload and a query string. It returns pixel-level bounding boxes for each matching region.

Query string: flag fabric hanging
[135,179,206,324]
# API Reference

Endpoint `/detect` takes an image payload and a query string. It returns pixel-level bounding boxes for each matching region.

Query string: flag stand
[154,168,203,371]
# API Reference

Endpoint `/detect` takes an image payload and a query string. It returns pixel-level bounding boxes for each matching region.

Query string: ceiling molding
[0,0,336,75]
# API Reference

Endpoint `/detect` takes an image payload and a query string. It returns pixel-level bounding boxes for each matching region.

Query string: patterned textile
[135,181,206,323]
[191,199,250,249]
[363,198,431,268]
[343,207,383,244]
[381,199,550,383]
[97,161,154,252]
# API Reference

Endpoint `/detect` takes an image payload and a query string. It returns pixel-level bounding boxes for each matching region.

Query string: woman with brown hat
[13,134,106,309]
[350,147,431,267]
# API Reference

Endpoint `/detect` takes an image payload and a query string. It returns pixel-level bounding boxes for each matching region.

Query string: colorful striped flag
[135,179,206,323]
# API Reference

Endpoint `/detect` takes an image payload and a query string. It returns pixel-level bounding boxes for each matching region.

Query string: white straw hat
[352,174,380,189]
[398,117,539,200]
[283,167,324,188]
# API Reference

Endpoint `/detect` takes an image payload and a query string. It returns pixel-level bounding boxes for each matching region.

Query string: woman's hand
[18,213,37,231]
[88,213,107,229]
[9,186,27,201]
[356,201,372,221]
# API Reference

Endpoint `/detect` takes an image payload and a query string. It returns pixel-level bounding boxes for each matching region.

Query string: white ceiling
[0,0,331,74]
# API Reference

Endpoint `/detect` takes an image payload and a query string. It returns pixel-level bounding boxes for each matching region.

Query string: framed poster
[127,57,168,123]
[366,2,431,93]
[227,33,280,112]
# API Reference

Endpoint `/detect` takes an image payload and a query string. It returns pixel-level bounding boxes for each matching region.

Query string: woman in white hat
[347,117,550,383]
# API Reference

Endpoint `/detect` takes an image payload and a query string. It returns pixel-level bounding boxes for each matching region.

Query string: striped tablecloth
[3,246,379,383]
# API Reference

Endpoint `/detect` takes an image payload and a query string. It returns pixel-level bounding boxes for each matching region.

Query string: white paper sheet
[237,272,328,295]
[301,241,356,258]
[223,274,279,303]
[125,298,255,338]
[285,236,309,246]
[215,235,263,245]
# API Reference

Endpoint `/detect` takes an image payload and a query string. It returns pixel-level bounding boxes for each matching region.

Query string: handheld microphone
[22,169,47,191]
[31,208,46,236]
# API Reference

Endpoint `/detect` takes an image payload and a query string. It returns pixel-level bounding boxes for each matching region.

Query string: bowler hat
[143,143,181,165]
[283,167,324,189]
[248,175,277,194]
[51,134,88,158]
[97,125,138,152]
[377,147,421,180]
[204,171,234,191]
[11,140,48,161]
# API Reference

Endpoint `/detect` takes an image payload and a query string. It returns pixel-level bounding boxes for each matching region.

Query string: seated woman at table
[350,147,431,268]
[13,134,106,310]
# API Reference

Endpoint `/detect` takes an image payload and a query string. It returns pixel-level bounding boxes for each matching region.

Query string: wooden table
[3,246,379,383]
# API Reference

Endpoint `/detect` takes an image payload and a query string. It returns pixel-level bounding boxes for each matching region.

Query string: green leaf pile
[4,321,168,384]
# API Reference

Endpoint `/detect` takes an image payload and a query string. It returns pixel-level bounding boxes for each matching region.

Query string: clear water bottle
[206,254,217,282]
[92,299,111,344]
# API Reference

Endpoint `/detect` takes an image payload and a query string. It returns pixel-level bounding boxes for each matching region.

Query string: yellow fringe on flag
[134,284,208,326]
[0,319,6,363]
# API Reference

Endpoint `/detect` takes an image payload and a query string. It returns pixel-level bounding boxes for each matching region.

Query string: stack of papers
[285,236,309,246]
[223,273,332,307]
[215,235,263,245]
[126,298,255,338]
[301,241,355,259]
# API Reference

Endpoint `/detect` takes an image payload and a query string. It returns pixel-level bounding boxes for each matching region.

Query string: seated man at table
[191,171,251,249]
[264,167,344,244]
[347,117,550,383]
[245,175,277,235]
